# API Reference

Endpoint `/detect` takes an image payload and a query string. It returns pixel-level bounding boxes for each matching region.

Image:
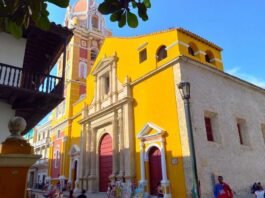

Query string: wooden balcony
[0,62,64,133]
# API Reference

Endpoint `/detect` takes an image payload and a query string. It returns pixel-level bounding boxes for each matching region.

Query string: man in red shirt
[214,176,233,198]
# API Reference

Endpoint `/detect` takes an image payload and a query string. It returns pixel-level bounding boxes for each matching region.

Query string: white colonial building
[29,120,51,188]
[175,56,265,197]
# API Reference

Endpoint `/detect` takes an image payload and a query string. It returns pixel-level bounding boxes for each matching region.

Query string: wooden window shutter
[237,123,243,144]
[205,117,214,141]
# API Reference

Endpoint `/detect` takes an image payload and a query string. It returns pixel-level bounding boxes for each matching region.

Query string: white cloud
[227,67,265,88]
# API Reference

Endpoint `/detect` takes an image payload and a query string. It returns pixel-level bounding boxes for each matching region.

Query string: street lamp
[178,81,200,198]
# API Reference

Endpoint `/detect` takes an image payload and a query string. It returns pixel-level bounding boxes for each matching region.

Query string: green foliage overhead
[0,0,69,38]
[0,0,151,38]
[98,0,151,28]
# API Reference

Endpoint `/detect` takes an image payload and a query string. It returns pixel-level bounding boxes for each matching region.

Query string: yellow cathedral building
[55,26,223,197]
[32,2,265,198]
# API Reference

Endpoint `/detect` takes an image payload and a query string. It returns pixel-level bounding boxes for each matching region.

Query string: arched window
[79,61,87,79]
[188,47,195,56]
[156,45,167,62]
[205,54,211,63]
[205,50,214,63]
[92,15,99,29]
[91,49,98,61]
[188,42,198,57]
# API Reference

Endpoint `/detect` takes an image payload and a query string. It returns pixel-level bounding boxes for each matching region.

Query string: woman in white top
[255,185,265,198]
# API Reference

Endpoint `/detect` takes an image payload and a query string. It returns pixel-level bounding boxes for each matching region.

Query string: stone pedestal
[0,117,41,198]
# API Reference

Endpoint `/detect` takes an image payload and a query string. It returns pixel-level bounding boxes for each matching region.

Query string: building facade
[0,21,72,197]
[31,10,265,197]
[44,0,111,190]
[28,121,51,189]
[0,23,72,140]
[71,28,265,197]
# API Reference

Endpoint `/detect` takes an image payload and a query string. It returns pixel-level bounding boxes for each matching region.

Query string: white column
[160,139,171,198]
[85,123,91,177]
[123,99,135,181]
[74,159,81,193]
[68,159,72,183]
[90,129,96,176]
[80,127,84,178]
[118,109,124,177]
[109,70,113,104]
[112,111,118,176]
[161,140,168,182]
[139,141,146,184]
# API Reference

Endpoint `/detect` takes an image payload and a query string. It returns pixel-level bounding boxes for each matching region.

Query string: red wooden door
[99,134,113,192]
[149,147,162,195]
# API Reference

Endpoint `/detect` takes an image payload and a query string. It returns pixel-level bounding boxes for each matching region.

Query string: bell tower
[48,1,111,187]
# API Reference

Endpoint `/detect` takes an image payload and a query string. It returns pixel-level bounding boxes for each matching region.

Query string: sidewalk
[86,192,106,198]
[29,189,106,198]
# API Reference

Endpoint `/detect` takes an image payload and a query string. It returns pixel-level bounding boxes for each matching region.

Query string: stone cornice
[0,154,41,167]
[179,56,265,95]
[79,97,133,124]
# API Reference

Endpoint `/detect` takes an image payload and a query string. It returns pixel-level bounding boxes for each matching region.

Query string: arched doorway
[149,146,162,195]
[99,134,113,192]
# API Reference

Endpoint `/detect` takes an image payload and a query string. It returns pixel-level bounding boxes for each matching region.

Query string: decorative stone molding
[137,122,171,198]
[8,117,26,140]
[79,55,134,192]
[0,154,41,167]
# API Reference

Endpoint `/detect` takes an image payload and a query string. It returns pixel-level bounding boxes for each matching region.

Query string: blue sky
[48,0,265,87]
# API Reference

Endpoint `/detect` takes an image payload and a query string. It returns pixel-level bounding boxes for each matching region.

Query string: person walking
[214,176,233,198]
[254,184,265,198]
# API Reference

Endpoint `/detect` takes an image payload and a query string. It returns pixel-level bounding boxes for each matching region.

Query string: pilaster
[111,111,119,178]
[117,108,125,178]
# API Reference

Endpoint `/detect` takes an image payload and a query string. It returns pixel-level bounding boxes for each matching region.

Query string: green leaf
[6,19,22,38]
[98,1,122,15]
[0,0,19,16]
[98,2,112,14]
[110,10,123,22]
[143,0,151,8]
[27,0,42,21]
[45,0,69,8]
[131,1,137,8]
[127,11,138,28]
[137,3,148,21]
[36,15,50,30]
[118,12,126,28]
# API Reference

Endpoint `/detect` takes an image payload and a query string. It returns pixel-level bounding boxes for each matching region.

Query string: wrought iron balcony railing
[0,62,63,96]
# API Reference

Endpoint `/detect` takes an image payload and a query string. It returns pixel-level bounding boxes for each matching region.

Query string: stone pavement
[85,192,107,198]
[29,190,107,198]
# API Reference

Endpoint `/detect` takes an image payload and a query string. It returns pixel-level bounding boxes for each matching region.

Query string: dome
[73,0,87,13]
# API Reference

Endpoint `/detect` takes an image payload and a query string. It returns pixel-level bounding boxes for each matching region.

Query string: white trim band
[166,40,189,50]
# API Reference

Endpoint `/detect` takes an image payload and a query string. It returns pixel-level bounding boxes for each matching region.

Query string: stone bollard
[0,117,41,198]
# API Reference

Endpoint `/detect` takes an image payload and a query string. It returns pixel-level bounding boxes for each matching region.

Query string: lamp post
[178,81,200,198]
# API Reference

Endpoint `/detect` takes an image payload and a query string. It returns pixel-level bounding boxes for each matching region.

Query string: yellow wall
[86,28,223,105]
[81,28,224,196]
[132,66,187,196]
[177,30,223,70]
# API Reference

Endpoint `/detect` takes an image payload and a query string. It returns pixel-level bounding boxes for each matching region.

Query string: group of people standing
[214,175,265,198]
[251,182,265,198]
[107,178,135,198]
[42,182,87,198]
